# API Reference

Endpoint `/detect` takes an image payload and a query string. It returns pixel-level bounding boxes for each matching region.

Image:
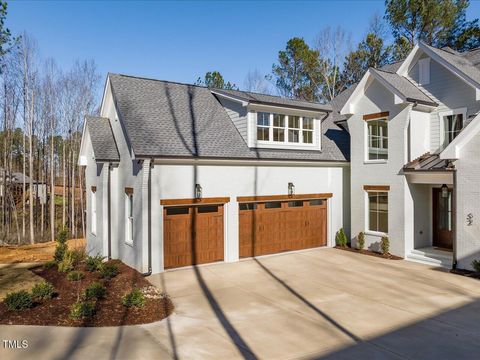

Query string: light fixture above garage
[195,183,203,199]
[441,184,449,198]
[288,182,295,196]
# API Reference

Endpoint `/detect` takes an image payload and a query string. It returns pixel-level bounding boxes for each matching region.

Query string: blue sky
[6,1,480,91]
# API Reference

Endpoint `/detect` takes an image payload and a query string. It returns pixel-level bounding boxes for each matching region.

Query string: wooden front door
[239,198,327,258]
[163,204,224,269]
[432,188,453,249]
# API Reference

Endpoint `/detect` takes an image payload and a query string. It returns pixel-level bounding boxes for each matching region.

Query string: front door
[432,188,453,249]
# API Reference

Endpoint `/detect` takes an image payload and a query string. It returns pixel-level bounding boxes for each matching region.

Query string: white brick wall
[455,133,480,270]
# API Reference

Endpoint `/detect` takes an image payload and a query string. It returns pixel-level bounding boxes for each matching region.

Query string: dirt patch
[335,246,403,260]
[0,264,44,301]
[0,238,86,264]
[450,268,480,279]
[0,260,174,327]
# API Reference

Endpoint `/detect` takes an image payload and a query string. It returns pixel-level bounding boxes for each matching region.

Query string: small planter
[335,246,403,260]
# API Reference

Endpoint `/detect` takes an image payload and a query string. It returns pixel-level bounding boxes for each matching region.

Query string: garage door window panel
[265,202,282,209]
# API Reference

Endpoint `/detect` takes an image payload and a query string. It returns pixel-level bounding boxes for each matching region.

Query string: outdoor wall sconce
[288,182,295,196]
[441,184,449,198]
[195,183,202,199]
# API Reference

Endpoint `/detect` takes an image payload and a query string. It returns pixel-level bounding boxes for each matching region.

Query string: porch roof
[403,153,454,172]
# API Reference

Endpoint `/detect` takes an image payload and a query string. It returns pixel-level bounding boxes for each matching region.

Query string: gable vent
[419,58,431,85]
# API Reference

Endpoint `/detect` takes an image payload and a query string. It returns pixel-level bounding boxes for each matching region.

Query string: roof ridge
[108,72,208,90]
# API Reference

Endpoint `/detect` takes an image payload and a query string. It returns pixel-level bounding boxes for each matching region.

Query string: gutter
[142,159,153,276]
[452,168,458,269]
[107,163,112,260]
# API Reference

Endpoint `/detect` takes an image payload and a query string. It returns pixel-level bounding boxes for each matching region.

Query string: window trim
[439,107,467,150]
[364,116,389,163]
[125,192,134,246]
[365,189,389,236]
[90,188,96,236]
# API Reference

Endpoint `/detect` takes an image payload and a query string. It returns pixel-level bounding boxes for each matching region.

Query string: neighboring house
[0,168,47,205]
[79,74,350,274]
[340,42,480,269]
[79,41,480,273]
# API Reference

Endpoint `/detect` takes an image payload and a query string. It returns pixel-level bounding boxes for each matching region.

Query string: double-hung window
[257,112,270,141]
[443,113,464,147]
[303,117,314,144]
[272,114,285,142]
[288,116,300,143]
[91,188,96,235]
[367,191,388,234]
[367,118,388,160]
[125,190,133,245]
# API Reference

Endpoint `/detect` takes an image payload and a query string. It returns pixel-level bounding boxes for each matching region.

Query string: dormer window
[273,114,285,142]
[288,116,300,142]
[257,112,270,141]
[256,112,316,146]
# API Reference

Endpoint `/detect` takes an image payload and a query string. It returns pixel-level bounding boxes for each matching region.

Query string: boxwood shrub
[4,290,33,311]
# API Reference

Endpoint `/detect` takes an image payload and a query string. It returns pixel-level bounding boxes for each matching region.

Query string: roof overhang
[340,69,436,115]
[404,171,454,185]
[397,42,480,101]
[212,90,331,114]
[441,112,480,160]
[211,90,249,107]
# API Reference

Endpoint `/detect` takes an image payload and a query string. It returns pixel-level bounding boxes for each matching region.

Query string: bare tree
[314,26,351,102]
[243,69,272,94]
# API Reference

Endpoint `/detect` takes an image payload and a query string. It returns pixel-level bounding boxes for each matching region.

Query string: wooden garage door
[239,198,327,258]
[163,204,224,269]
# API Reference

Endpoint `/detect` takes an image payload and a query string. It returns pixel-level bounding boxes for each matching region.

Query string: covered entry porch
[404,154,455,267]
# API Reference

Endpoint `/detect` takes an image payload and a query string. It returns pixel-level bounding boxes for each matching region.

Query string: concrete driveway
[2,248,480,359]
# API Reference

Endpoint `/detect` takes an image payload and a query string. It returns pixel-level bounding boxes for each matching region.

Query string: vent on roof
[419,58,430,85]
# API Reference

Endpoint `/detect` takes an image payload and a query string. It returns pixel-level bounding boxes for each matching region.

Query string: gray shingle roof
[423,43,480,86]
[212,88,332,112]
[108,74,348,162]
[86,116,120,162]
[371,68,438,106]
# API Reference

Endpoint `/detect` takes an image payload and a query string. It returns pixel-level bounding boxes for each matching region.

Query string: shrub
[54,229,69,262]
[70,301,96,320]
[357,231,365,250]
[472,259,480,273]
[44,260,57,270]
[4,290,33,311]
[86,254,105,272]
[122,289,145,308]
[99,262,119,279]
[67,271,85,281]
[57,229,69,244]
[335,228,348,247]
[58,249,85,273]
[84,282,106,300]
[380,236,390,255]
[31,281,55,301]
[54,242,68,263]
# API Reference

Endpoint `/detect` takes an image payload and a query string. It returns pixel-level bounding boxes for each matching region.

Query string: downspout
[142,159,153,276]
[107,162,112,260]
[452,167,457,269]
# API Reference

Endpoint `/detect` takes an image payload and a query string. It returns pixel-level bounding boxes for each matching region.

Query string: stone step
[406,250,452,268]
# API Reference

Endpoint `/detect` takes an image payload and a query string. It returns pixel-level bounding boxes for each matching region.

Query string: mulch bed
[0,260,174,327]
[450,268,480,279]
[335,246,403,260]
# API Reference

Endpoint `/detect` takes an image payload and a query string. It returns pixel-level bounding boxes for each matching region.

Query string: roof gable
[397,42,480,100]
[340,67,436,115]
[80,116,120,163]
